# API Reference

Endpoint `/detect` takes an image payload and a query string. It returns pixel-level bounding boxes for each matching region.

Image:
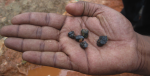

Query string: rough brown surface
[0,38,41,76]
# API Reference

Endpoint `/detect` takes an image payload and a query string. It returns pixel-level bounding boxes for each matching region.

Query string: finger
[23,51,72,70]
[66,1,103,17]
[11,12,67,30]
[4,38,60,52]
[0,25,59,40]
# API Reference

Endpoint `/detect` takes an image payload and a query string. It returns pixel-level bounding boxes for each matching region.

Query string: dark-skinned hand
[0,1,142,75]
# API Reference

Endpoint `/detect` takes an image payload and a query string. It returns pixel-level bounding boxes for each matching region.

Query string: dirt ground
[0,0,143,76]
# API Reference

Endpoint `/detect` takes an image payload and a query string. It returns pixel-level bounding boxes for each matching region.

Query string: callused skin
[0,1,150,75]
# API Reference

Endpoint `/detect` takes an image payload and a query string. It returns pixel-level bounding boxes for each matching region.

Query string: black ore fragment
[81,29,89,38]
[97,36,108,47]
[75,35,84,42]
[80,41,88,49]
[68,31,75,39]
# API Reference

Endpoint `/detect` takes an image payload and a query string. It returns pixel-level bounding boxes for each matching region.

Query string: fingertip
[22,51,32,63]
[11,13,30,25]
[0,27,4,36]
[4,37,10,48]
[22,51,41,64]
[0,25,18,37]
[22,51,29,61]
[65,3,74,11]
[11,16,17,24]
[0,26,10,36]
[4,38,22,51]
[65,2,83,16]
[11,14,22,25]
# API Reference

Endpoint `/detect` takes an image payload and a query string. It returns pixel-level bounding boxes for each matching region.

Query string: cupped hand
[0,1,141,75]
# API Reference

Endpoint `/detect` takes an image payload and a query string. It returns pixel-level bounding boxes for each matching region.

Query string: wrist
[134,33,150,75]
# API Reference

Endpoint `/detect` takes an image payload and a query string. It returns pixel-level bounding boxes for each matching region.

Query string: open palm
[0,1,141,75]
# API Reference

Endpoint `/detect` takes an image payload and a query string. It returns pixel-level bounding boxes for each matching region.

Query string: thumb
[65,1,103,17]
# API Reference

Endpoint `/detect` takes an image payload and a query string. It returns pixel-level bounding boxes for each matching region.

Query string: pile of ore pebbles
[68,29,108,49]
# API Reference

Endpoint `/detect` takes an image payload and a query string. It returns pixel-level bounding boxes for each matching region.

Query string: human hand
[0,1,142,75]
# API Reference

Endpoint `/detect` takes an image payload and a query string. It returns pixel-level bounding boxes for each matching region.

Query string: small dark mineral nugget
[97,36,108,47]
[68,31,75,39]
[75,35,84,42]
[80,41,88,49]
[81,29,89,38]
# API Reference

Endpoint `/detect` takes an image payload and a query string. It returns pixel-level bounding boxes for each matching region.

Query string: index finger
[11,12,67,30]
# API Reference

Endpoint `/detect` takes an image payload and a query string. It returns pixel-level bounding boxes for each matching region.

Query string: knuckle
[45,13,50,26]
[36,26,42,39]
